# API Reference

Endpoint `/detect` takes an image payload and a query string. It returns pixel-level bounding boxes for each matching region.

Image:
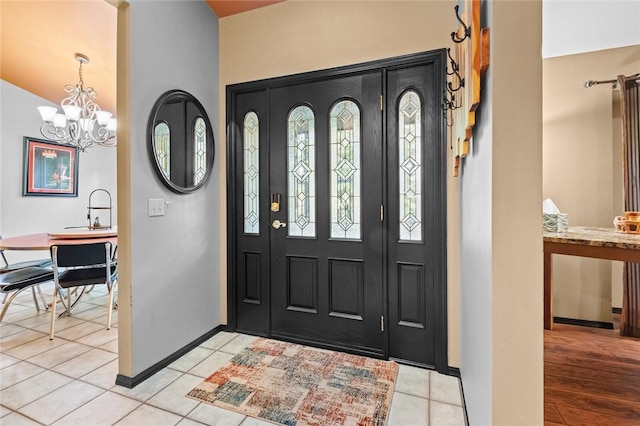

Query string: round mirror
[147,90,215,193]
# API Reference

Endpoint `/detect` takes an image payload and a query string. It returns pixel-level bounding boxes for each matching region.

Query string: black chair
[0,267,54,322]
[49,242,117,339]
[1,235,53,317]
[1,235,52,273]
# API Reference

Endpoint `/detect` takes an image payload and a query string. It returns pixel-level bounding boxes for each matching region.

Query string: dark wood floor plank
[555,404,640,426]
[545,362,640,393]
[545,403,564,424]
[545,422,565,426]
[545,351,640,377]
[545,339,640,361]
[544,317,640,424]
[545,388,640,421]
[545,374,640,404]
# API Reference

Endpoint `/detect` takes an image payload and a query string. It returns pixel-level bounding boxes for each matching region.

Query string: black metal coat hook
[450,5,470,43]
[445,49,465,92]
[446,48,459,75]
[448,77,465,93]
[443,88,462,113]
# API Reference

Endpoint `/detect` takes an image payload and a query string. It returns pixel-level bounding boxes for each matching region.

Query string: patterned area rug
[187,338,398,426]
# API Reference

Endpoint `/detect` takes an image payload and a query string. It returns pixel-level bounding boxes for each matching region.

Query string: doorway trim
[226,50,449,374]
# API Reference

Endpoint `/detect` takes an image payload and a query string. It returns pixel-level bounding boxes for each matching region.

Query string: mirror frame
[147,89,215,194]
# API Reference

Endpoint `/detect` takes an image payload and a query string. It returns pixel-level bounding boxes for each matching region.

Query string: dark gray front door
[229,50,447,370]
[268,72,384,356]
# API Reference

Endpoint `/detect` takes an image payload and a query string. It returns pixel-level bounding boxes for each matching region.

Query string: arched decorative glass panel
[288,105,316,237]
[243,112,260,234]
[398,90,423,242]
[193,117,207,186]
[330,100,361,239]
[154,122,170,179]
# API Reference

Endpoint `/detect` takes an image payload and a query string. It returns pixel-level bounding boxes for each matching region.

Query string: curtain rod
[584,73,640,89]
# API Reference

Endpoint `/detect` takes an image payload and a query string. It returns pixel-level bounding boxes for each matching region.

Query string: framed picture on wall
[22,137,78,197]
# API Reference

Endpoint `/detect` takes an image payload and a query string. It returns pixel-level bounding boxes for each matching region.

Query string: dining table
[544,226,640,336]
[0,229,117,251]
[0,229,118,317]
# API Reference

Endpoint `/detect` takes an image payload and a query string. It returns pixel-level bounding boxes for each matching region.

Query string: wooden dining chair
[49,241,118,339]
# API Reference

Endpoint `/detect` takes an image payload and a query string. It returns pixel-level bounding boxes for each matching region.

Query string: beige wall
[218,0,460,366]
[543,45,640,322]
[491,1,543,423]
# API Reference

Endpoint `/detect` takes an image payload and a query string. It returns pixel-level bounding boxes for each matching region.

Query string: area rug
[187,338,398,426]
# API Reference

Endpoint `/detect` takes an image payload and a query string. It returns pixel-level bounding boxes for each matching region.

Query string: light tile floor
[1,283,466,425]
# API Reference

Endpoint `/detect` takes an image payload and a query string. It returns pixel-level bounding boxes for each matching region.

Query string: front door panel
[234,89,270,335]
[387,63,445,367]
[269,73,384,355]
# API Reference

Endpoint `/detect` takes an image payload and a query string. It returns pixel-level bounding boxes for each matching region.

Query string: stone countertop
[543,226,640,250]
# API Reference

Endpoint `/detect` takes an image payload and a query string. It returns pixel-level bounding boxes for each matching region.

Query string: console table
[544,226,640,335]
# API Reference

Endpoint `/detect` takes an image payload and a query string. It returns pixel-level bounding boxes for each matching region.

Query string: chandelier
[38,53,116,152]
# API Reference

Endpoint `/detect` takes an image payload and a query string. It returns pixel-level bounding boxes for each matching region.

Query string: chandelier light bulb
[37,53,116,152]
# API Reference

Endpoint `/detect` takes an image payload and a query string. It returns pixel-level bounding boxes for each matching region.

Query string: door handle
[272,220,287,229]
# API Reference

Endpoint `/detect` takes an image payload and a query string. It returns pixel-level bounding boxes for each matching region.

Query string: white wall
[0,80,117,262]
[459,51,494,426]
[543,0,640,58]
[125,0,221,376]
[460,2,493,422]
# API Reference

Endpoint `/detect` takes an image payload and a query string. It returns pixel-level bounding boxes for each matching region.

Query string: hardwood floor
[545,317,640,425]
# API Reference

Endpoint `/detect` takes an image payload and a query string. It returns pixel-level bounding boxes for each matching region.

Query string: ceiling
[0,0,282,118]
[206,0,283,18]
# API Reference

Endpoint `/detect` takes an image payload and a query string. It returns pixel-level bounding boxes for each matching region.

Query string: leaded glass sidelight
[193,117,207,186]
[288,105,316,237]
[154,122,170,179]
[398,91,423,242]
[243,112,260,234]
[330,100,361,239]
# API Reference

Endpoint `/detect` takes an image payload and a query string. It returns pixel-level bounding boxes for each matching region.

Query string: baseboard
[454,367,469,426]
[390,357,433,370]
[448,366,461,377]
[553,316,614,330]
[115,324,228,389]
[613,307,622,314]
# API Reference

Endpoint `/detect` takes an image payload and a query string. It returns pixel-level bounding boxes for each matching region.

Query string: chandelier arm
[92,126,115,144]
[40,124,71,143]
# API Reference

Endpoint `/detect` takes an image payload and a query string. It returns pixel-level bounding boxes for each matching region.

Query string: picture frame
[22,137,78,197]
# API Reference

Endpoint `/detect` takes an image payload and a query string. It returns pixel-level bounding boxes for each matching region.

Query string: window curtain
[619,74,640,337]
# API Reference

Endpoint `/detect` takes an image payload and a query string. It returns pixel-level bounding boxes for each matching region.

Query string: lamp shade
[38,106,58,122]
[94,111,113,126]
[63,105,82,122]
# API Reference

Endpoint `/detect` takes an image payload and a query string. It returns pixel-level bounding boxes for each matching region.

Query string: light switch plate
[148,198,165,217]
